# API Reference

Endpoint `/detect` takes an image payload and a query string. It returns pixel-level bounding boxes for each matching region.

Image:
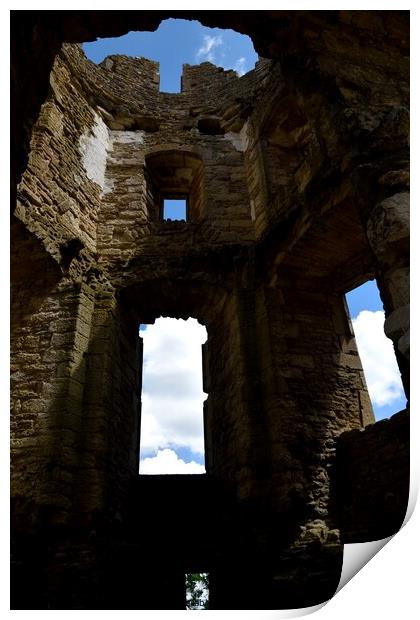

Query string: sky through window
[139,317,207,474]
[345,280,406,420]
[163,199,187,221]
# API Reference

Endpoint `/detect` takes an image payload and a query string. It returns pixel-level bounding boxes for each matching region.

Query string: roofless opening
[345,279,406,421]
[139,317,208,474]
[83,18,258,92]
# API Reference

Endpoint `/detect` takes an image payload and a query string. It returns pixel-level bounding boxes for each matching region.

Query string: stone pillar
[366,192,409,395]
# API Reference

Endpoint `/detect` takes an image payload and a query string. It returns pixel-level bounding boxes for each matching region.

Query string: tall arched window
[139,317,208,474]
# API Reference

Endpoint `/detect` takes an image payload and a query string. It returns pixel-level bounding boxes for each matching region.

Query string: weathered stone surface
[384,266,410,308]
[335,409,409,542]
[398,330,410,360]
[11,10,409,612]
[384,304,410,341]
[366,191,410,371]
[367,192,410,260]
[384,304,410,360]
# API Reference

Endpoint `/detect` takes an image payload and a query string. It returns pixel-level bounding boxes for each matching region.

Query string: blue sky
[83,18,258,92]
[83,19,406,473]
[163,199,187,220]
[345,280,384,316]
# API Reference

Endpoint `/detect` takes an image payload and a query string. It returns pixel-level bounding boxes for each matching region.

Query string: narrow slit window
[139,317,207,474]
[163,198,187,221]
[345,279,406,421]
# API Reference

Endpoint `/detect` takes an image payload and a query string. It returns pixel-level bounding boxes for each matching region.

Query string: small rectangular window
[162,198,187,221]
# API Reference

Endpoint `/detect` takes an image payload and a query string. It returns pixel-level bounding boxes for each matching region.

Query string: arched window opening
[145,150,204,222]
[139,317,208,474]
[345,279,406,421]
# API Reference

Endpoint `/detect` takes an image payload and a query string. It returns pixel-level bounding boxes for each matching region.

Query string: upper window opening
[145,150,205,222]
[139,317,208,474]
[345,279,406,421]
[163,198,187,221]
[83,18,258,93]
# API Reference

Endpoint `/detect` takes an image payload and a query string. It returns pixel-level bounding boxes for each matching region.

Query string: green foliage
[185,573,209,609]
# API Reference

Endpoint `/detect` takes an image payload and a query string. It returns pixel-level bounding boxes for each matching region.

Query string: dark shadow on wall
[333,409,409,543]
[11,218,62,331]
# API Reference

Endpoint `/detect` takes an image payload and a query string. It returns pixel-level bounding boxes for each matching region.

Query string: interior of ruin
[11,11,409,610]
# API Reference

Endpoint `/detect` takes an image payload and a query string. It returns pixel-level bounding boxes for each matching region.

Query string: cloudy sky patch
[139,317,207,472]
[234,57,247,76]
[141,448,205,475]
[196,34,223,62]
[195,31,256,76]
[351,310,405,408]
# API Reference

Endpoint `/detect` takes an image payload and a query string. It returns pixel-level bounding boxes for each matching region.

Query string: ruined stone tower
[11,11,409,610]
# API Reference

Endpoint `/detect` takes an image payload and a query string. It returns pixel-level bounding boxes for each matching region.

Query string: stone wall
[335,409,409,542]
[11,11,409,611]
[15,52,104,258]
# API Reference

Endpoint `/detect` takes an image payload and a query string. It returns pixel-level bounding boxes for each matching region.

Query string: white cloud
[140,448,205,475]
[195,31,256,75]
[234,57,247,76]
[196,34,223,63]
[351,310,404,407]
[139,317,208,459]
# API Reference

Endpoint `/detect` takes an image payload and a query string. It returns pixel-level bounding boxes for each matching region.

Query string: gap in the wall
[139,317,207,474]
[345,279,406,421]
[163,198,187,221]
